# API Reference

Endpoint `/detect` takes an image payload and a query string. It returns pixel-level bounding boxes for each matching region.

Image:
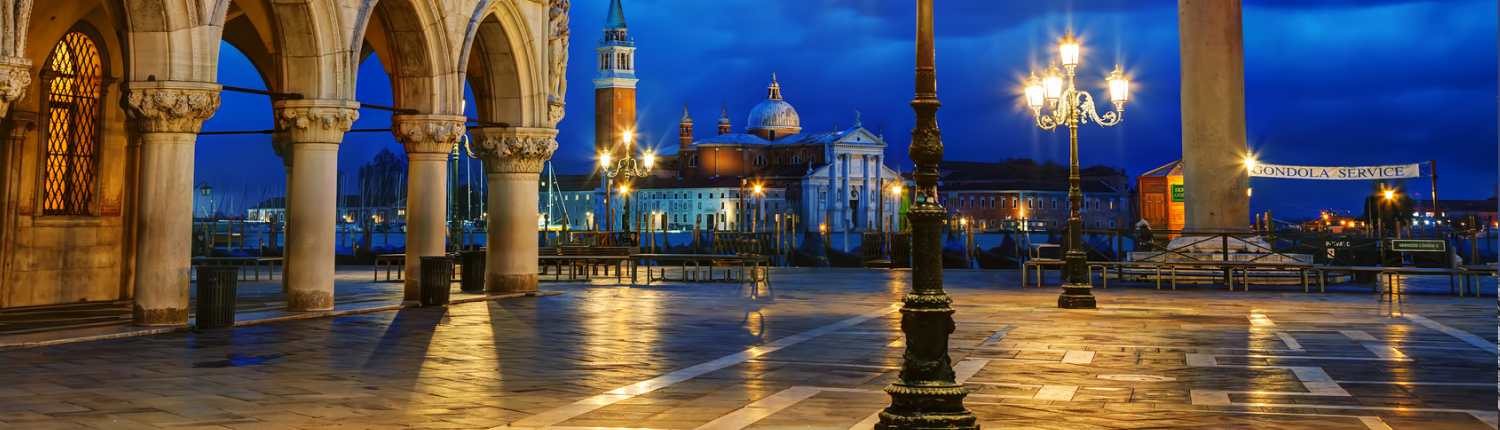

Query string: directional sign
[1389,240,1445,252]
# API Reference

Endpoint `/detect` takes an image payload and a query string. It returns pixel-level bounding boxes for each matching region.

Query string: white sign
[1249,163,1422,180]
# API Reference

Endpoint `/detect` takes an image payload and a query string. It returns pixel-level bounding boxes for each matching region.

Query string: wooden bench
[1021,259,1063,287]
[1163,260,1315,291]
[375,254,405,281]
[628,254,770,285]
[1085,261,1166,289]
[538,246,636,281]
[192,257,283,282]
[1315,266,1465,295]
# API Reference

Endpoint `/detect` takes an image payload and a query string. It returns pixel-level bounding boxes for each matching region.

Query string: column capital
[270,131,293,167]
[274,99,360,144]
[391,114,466,154]
[469,127,558,174]
[123,81,221,134]
[0,58,32,119]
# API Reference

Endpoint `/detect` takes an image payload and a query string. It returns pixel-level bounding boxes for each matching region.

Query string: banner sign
[1249,163,1422,180]
[1390,240,1445,252]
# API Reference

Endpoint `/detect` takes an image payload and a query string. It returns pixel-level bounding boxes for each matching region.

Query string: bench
[539,246,636,281]
[1021,259,1063,287]
[375,254,405,281]
[628,254,770,285]
[1163,260,1315,291]
[1315,266,1465,296]
[192,257,283,281]
[1085,261,1167,289]
[1459,265,1496,296]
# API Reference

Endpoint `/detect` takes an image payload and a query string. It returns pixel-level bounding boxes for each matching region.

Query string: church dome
[746,74,800,131]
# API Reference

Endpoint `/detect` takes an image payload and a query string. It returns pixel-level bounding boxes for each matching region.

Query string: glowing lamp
[1107,65,1129,103]
[1383,190,1395,200]
[1058,30,1080,68]
[622,130,633,147]
[644,152,655,169]
[600,152,611,169]
[1244,156,1257,170]
[753,184,762,195]
[891,185,902,196]
[1043,63,1063,101]
[1024,71,1044,109]
[619,185,628,195]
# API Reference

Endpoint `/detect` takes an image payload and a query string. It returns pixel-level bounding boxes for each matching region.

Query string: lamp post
[1022,29,1129,310]
[753,184,764,232]
[889,185,903,232]
[876,1,977,429]
[600,129,655,233]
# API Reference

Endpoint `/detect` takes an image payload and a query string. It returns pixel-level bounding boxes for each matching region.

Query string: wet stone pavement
[0,268,1494,429]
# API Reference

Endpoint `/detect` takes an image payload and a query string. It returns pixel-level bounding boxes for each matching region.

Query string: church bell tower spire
[594,0,637,157]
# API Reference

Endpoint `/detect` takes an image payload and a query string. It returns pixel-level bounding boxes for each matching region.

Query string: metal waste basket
[460,251,486,292]
[419,256,455,306]
[195,266,240,329]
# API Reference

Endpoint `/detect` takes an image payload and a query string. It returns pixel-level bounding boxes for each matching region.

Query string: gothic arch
[213,0,350,99]
[460,0,540,127]
[353,0,454,114]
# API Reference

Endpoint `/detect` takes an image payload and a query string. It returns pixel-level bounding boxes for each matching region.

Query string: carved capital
[548,100,566,127]
[391,114,466,154]
[0,58,33,119]
[123,82,221,133]
[270,131,293,167]
[469,127,558,174]
[274,99,360,144]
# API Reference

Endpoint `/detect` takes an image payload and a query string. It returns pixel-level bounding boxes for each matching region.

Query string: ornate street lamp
[877,1,978,429]
[1023,29,1129,310]
[600,129,654,232]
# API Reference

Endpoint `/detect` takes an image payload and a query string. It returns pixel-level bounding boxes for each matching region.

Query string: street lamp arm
[1034,109,1060,130]
[1075,90,1122,127]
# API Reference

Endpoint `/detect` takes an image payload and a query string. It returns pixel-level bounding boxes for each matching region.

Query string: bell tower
[594,0,637,158]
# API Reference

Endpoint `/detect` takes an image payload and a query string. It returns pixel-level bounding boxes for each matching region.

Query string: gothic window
[753,155,766,166]
[791,156,801,164]
[41,29,105,216]
[687,155,698,167]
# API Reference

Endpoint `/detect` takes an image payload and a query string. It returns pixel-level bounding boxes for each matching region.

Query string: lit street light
[600,129,653,232]
[1022,29,1129,309]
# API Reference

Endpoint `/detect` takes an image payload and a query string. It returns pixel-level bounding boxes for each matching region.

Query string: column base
[132,307,188,326]
[486,273,538,293]
[1058,284,1096,309]
[288,290,334,311]
[875,410,979,430]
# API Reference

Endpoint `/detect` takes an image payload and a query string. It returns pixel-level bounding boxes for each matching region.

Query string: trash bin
[460,251,486,292]
[419,256,455,307]
[195,266,240,329]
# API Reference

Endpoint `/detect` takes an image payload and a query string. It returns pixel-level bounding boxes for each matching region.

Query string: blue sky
[196,0,1497,219]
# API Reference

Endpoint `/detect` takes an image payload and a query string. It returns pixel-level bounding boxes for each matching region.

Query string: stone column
[861,154,872,230]
[1180,0,1249,231]
[123,82,220,325]
[0,58,33,119]
[274,99,359,310]
[269,131,293,292]
[391,115,466,300]
[470,127,557,292]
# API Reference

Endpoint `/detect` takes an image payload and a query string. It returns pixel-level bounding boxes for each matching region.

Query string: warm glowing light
[622,130,633,147]
[1247,188,1253,198]
[961,218,968,226]
[644,152,655,168]
[819,223,827,233]
[1058,30,1080,68]
[753,184,762,195]
[1107,64,1129,103]
[599,152,611,169]
[619,185,628,194]
[1043,63,1063,100]
[1383,190,1395,200]
[1024,71,1044,109]
[1244,156,1257,170]
[1322,213,1329,220]
[891,185,903,196]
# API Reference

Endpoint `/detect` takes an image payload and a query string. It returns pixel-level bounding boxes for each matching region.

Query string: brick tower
[594,0,637,158]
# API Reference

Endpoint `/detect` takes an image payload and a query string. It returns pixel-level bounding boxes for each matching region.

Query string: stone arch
[213,0,349,97]
[459,1,540,127]
[353,0,454,114]
[107,0,226,82]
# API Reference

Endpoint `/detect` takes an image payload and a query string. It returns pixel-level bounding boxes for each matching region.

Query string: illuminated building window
[41,29,105,216]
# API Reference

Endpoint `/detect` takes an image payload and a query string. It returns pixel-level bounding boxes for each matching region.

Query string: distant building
[247,196,406,226]
[1414,198,1498,230]
[1136,160,1184,232]
[939,160,1132,231]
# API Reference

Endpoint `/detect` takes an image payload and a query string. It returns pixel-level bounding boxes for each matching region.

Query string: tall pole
[1058,61,1096,309]
[877,0,977,428]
